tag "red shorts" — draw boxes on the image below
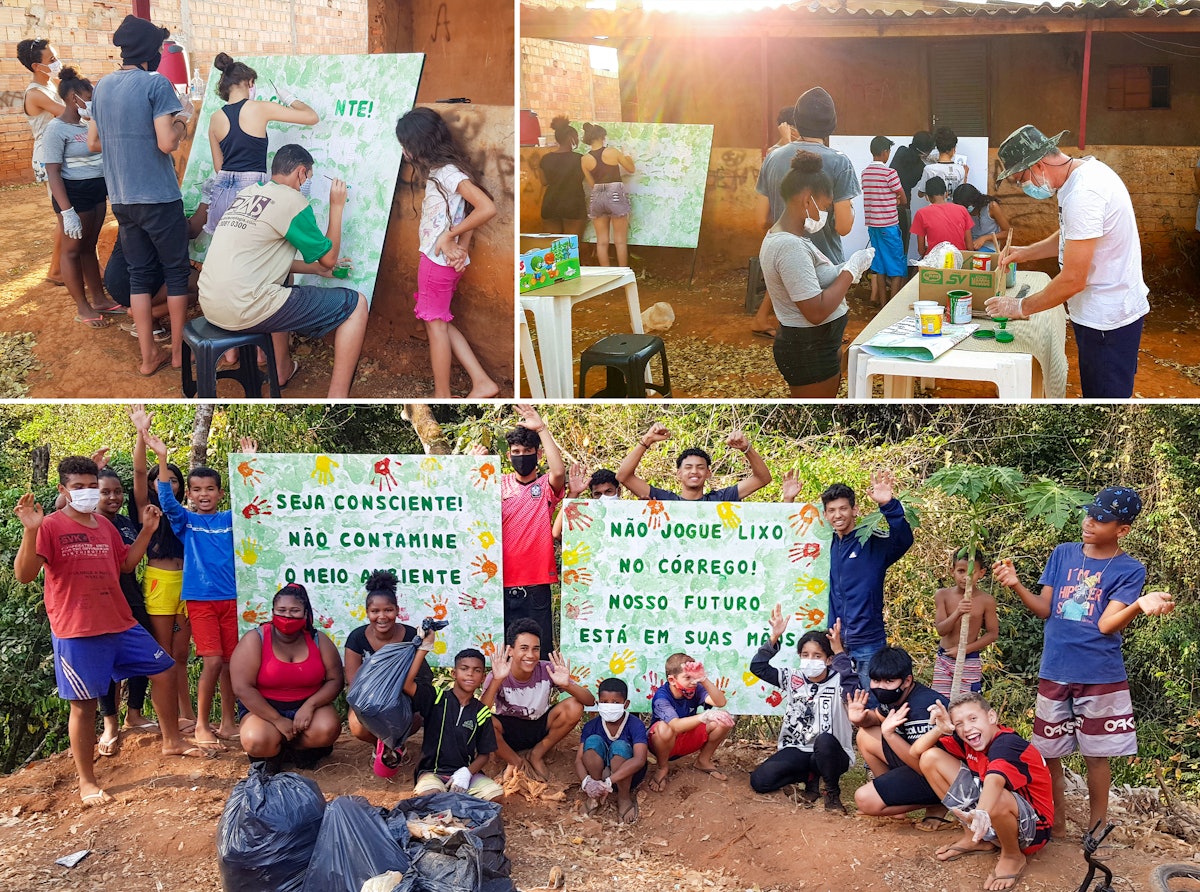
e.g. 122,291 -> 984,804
650,721 -> 709,758
187,599 -> 238,660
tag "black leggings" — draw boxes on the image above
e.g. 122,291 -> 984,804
749,732 -> 849,793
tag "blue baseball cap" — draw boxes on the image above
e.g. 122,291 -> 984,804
1084,487 -> 1142,524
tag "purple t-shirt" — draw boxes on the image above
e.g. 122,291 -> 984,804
485,660 -> 555,720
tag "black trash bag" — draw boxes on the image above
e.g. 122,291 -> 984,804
346,641 -> 418,751
216,768 -> 325,892
301,796 -> 414,892
386,792 -> 511,882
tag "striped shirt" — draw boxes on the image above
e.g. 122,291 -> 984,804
861,161 -> 901,228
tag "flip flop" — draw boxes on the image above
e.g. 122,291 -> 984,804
619,799 -> 639,824
936,843 -> 998,862
983,867 -> 1026,891
74,314 -> 110,328
192,734 -> 225,750
646,774 -> 668,793
373,738 -> 400,778
177,719 -> 197,735
139,353 -> 172,377
751,328 -> 776,340
694,765 -> 728,782
80,790 -> 113,807
122,719 -> 158,733
916,814 -> 958,832
215,729 -> 241,741
175,745 -> 218,759
279,359 -> 300,390
94,304 -> 127,315
97,734 -> 121,757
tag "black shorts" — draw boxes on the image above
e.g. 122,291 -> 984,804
236,696 -> 308,722
248,285 -> 360,340
873,763 -> 941,808
112,200 -> 191,296
773,314 -> 848,386
51,176 -> 108,215
498,711 -> 550,752
104,239 -> 164,308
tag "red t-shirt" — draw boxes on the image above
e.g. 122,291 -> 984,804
500,472 -> 562,587
938,726 -> 1055,841
911,202 -> 974,251
35,510 -> 134,639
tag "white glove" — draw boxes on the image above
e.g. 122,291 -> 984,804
61,207 -> 83,240
174,97 -> 194,123
968,809 -> 993,843
275,83 -> 298,107
449,767 -> 472,793
983,294 -> 1027,320
581,776 -> 612,798
702,708 -> 736,729
841,247 -> 875,284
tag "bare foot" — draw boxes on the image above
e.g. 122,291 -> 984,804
138,349 -> 172,377
528,751 -> 550,781
163,744 -> 217,758
215,723 -> 240,741
984,853 -> 1027,890
647,769 -> 669,793
467,380 -> 500,399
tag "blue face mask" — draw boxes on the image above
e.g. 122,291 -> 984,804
1020,167 -> 1056,201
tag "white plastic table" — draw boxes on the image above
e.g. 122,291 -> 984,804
519,266 -> 643,399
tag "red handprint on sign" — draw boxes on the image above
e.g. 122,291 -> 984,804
564,502 -> 592,531
643,670 -> 663,700
372,457 -> 399,492
241,496 -> 272,521
457,592 -> 487,610
788,541 -> 822,563
564,600 -> 593,621
766,690 -> 783,707
642,499 -> 669,530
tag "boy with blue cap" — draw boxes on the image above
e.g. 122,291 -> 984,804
992,486 -> 1174,836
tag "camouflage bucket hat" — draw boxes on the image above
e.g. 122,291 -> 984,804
995,125 -> 1069,185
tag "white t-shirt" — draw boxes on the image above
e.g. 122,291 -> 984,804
419,164 -> 469,268
758,230 -> 848,329
1056,157 -> 1149,331
917,159 -> 967,198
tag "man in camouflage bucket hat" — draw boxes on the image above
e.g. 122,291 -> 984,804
986,125 -> 1149,399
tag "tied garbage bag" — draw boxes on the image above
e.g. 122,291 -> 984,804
346,641 -> 418,751
386,792 -> 513,891
302,797 -> 413,892
217,768 -> 325,892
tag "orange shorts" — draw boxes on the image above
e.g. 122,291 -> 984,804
650,721 -> 709,758
187,599 -> 238,661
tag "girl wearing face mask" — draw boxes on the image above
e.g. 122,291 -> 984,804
749,606 -> 860,811
43,67 -> 124,328
17,38 -> 66,284
229,583 -> 345,771
205,53 -> 318,235
344,569 -> 434,776
758,150 -> 873,398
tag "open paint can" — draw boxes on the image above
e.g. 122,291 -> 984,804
913,300 -> 943,337
947,290 -> 973,325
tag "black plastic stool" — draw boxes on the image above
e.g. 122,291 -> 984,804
181,317 -> 282,398
578,333 -> 671,398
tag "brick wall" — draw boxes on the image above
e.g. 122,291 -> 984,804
1,0 -> 367,185
520,38 -> 621,135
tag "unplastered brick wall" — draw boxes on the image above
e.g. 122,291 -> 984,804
521,38 -> 620,135
1,0 -> 366,186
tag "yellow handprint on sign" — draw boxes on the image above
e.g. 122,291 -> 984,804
419,456 -> 443,487
470,520 -> 496,550
716,502 -> 741,531
348,604 -> 367,622
609,648 -> 637,675
561,542 -> 591,567
311,455 -> 339,485
235,537 -> 260,565
742,670 -> 760,688
432,640 -> 447,656
793,574 -> 828,595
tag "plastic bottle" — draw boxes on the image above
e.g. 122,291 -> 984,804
189,68 -> 204,101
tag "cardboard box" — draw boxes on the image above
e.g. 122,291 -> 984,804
917,253 -> 1004,306
519,233 -> 581,293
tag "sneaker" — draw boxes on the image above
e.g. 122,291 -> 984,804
824,790 -> 846,813
119,320 -> 170,342
798,782 -> 820,804
372,738 -> 400,778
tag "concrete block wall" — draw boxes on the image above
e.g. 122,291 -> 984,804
1,0 -> 367,185
520,38 -> 620,135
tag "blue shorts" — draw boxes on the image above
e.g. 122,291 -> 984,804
1072,316 -> 1144,399
250,285 -> 360,340
52,625 -> 174,701
583,733 -> 646,790
867,225 -> 908,277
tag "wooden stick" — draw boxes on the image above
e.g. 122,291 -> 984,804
991,232 -> 1001,254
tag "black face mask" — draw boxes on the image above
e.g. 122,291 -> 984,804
871,683 -> 906,706
510,453 -> 538,477
144,53 -> 161,72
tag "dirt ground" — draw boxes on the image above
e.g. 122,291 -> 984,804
528,247 -> 1200,400
0,724 -> 1196,892
0,183 -> 513,400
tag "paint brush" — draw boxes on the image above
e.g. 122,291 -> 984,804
991,232 -> 1001,254
323,175 -> 351,190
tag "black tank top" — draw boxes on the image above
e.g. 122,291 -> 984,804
589,147 -> 623,185
217,100 -> 269,173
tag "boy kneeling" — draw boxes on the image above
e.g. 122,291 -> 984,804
576,677 -> 648,823
913,694 -> 1054,892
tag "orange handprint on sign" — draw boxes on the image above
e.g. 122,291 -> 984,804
564,502 -> 593,531
472,462 -> 496,490
799,607 -> 826,629
470,553 -> 498,582
424,593 -> 449,620
236,458 -> 262,487
642,499 -> 669,530
789,503 -> 821,536
562,567 -> 593,587
475,632 -> 497,658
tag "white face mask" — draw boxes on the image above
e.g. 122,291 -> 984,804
597,703 -> 627,722
68,488 -> 101,513
803,197 -> 828,235
298,174 -> 312,198
799,658 -> 828,679
598,493 -> 619,501
46,59 -> 64,78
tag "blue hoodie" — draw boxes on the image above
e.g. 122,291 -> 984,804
158,480 -> 236,601
827,498 -> 913,650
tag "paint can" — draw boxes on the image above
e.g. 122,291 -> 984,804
971,254 -> 989,271
913,300 -> 943,337
947,290 -> 973,325
1006,262 -> 1018,288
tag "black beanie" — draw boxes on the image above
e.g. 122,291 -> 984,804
793,87 -> 837,138
113,15 -> 168,65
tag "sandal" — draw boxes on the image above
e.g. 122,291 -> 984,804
694,765 -> 728,782
751,328 -> 776,340
81,790 -> 113,807
619,799 -> 639,824
97,734 -> 121,757
74,314 -> 110,329
646,773 -> 668,793
916,814 -> 958,832
936,843 -> 998,862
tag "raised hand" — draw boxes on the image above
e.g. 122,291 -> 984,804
880,701 -> 910,736
846,688 -> 870,725
468,444 -> 489,457
928,700 -> 954,735
991,559 -> 1019,589
683,660 -> 708,685
14,493 -> 44,531
642,422 -> 671,445
491,645 -> 514,682
514,404 -> 547,434
826,618 -> 844,654
867,469 -> 897,506
239,436 -> 259,455
144,430 -> 168,459
1137,591 -> 1175,616
140,503 -> 162,533
90,447 -> 110,471
128,403 -> 152,434
780,469 -> 801,503
567,462 -> 589,498
547,651 -> 572,687
726,429 -> 749,453
768,603 -> 790,642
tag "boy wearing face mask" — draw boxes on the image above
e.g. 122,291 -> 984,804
748,608 -> 859,812
848,646 -> 951,830
646,653 -> 735,791
13,456 -> 187,807
576,677 -> 648,824
498,404 -> 566,649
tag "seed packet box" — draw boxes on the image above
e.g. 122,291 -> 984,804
918,253 -> 1003,308
519,233 -> 581,293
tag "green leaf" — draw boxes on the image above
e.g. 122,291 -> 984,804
924,465 -> 1024,503
1018,480 -> 1093,531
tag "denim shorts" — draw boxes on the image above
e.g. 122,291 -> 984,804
589,182 -> 630,219
250,285 -> 360,339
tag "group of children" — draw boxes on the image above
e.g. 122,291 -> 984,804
15,405 -> 1177,892
18,23 -> 498,397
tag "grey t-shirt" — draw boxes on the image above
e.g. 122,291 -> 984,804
759,230 -> 848,329
755,141 -> 860,263
42,118 -> 104,180
92,68 -> 182,205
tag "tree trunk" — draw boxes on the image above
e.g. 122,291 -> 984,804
950,546 -> 976,699
402,404 -> 452,455
190,404 -> 215,469
30,445 -> 49,486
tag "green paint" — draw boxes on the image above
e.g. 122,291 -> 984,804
228,452 -> 502,666
560,500 -> 831,715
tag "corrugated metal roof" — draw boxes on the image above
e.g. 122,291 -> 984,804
800,0 -> 1200,17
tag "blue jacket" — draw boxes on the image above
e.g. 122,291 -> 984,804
158,480 -> 236,601
827,498 -> 913,650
